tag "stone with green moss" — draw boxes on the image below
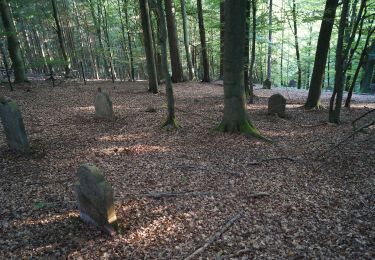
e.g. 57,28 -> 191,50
0,96 -> 30,154
75,163 -> 117,235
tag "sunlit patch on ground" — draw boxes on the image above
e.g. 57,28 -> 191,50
91,144 -> 170,156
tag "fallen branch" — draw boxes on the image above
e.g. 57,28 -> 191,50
247,192 -> 270,198
319,120 -> 375,158
117,191 -> 212,200
352,109 -> 375,129
247,157 -> 296,165
184,210 -> 243,260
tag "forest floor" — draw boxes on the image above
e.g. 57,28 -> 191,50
0,80 -> 374,259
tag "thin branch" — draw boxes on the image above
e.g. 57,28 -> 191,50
184,211 -> 244,260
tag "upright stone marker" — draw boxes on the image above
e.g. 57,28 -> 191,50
94,88 -> 114,120
0,96 -> 30,154
263,78 -> 272,89
268,93 -> 287,118
288,79 -> 297,88
75,163 -> 117,235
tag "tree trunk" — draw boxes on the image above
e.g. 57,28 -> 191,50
360,40 -> 375,93
267,0 -> 272,81
219,0 -> 224,80
244,0 -> 250,97
157,0 -> 179,128
305,0 -> 338,108
345,29 -> 374,107
217,0 -> 266,141
197,0 -> 210,82
164,0 -> 184,82
292,0 -> 301,89
329,0 -> 349,123
248,0 -> 257,104
0,0 -> 27,83
139,0 -> 158,93
51,0 -> 71,77
180,0 -> 193,80
124,0 -> 135,81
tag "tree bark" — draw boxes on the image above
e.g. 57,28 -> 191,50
197,0 -> 210,82
51,0 -> 71,77
156,0 -> 179,128
180,0 -> 194,80
0,0 -> 27,82
124,0 -> 135,81
244,0 -> 250,97
360,40 -> 375,93
139,0 -> 158,93
217,0 -> 266,141
267,0 -> 272,81
329,0 -> 349,123
164,0 -> 184,82
305,0 -> 339,108
345,28 -> 374,107
248,0 -> 257,104
219,0 -> 224,80
291,0 -> 302,89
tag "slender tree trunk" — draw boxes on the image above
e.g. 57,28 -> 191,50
267,0 -> 272,80
305,0 -> 338,108
329,0 -> 349,123
217,0 -> 266,141
345,28 -> 374,107
180,0 -> 194,80
103,3 -> 116,83
280,0 -> 284,86
197,0 -> 210,82
51,0 -> 71,77
360,40 -> 375,93
0,0 -> 27,82
139,0 -> 158,93
219,0 -> 224,80
157,0 -> 179,128
291,0 -> 301,89
249,0 -> 257,104
164,0 -> 184,82
124,0 -> 135,81
244,0 -> 250,97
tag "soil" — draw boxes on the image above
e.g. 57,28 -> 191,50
0,80 -> 374,259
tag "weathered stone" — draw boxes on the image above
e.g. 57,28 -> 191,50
263,79 -> 272,89
288,79 -> 297,88
145,106 -> 156,113
0,96 -> 30,154
94,88 -> 114,120
75,163 -> 117,235
268,93 -> 286,118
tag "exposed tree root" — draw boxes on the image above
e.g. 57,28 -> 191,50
216,119 -> 271,142
162,117 -> 181,130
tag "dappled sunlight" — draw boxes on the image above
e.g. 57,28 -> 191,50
71,106 -> 95,112
98,133 -> 151,142
124,214 -> 184,246
10,211 -> 79,229
91,144 -> 170,156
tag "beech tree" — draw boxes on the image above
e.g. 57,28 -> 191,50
0,0 -> 27,83
217,0 -> 266,140
139,0 -> 158,93
305,0 -> 339,109
197,0 -> 210,82
156,0 -> 179,129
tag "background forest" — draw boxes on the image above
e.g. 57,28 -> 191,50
1,0 -> 374,94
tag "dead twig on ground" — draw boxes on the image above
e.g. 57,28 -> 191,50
318,120 -> 375,159
184,210 -> 243,260
117,191 -> 213,200
247,157 -> 297,165
352,109 -> 375,129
